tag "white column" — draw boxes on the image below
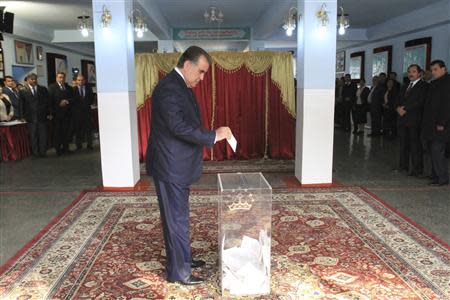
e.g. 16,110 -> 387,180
92,0 -> 140,187
295,0 -> 337,185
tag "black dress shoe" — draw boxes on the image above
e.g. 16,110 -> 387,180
168,275 -> 205,285
191,260 -> 206,268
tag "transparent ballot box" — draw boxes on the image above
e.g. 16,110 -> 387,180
217,172 -> 272,297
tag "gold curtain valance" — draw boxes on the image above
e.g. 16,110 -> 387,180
135,51 -> 295,117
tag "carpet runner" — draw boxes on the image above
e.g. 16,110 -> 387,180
1,188 -> 449,299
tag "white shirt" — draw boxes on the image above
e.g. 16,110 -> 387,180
174,67 -> 218,143
409,78 -> 421,88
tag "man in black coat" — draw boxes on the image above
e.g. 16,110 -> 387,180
48,72 -> 74,155
146,46 -> 231,285
19,73 -> 51,157
72,74 -> 94,150
422,60 -> 450,186
368,76 -> 387,136
341,74 -> 357,132
396,64 -> 428,176
3,75 -> 22,119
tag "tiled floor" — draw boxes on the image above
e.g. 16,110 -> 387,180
1,129 -> 449,266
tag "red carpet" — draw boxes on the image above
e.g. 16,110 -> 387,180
1,188 -> 449,299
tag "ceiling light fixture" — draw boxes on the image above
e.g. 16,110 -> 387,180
337,6 -> 350,35
282,7 -> 298,37
100,5 -> 112,28
77,13 -> 91,37
204,6 -> 224,23
129,8 -> 148,38
316,3 -> 329,27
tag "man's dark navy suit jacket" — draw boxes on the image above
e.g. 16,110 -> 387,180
146,69 -> 216,185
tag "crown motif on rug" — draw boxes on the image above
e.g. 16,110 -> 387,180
228,193 -> 255,211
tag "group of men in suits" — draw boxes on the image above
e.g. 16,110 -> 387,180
395,60 -> 450,186
4,72 -> 95,157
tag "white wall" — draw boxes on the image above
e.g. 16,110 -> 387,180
2,34 -> 95,86
342,23 -> 450,82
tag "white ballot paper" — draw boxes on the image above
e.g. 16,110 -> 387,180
227,135 -> 237,152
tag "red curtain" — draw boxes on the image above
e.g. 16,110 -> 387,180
137,66 -> 295,162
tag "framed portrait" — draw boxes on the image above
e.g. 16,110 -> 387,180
336,50 -> 345,73
350,51 -> 365,81
372,46 -> 392,77
403,37 -> 432,74
81,60 -> 96,85
14,40 -> 34,65
36,46 -> 43,61
46,53 -> 67,85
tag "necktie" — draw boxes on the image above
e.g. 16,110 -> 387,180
405,82 -> 414,95
31,86 -> 36,96
60,83 -> 65,91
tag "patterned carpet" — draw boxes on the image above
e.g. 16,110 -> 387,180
1,188 -> 449,299
140,159 -> 295,174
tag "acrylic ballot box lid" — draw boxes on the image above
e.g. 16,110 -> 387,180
217,172 -> 272,296
218,172 -> 272,193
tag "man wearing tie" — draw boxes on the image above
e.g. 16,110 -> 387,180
146,46 -> 232,285
396,64 -> 428,176
19,73 -> 51,157
48,72 -> 74,156
422,60 -> 450,186
72,75 -> 94,150
3,75 -> 22,119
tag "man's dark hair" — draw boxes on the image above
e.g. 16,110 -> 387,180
407,64 -> 422,73
4,75 -> 14,81
176,46 -> 212,68
389,72 -> 397,76
430,59 -> 446,69
344,73 -> 351,78
26,73 -> 37,80
379,72 -> 387,77
56,71 -> 66,77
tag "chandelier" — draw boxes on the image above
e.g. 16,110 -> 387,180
77,13 -> 92,37
337,6 -> 350,35
129,8 -> 148,38
204,6 -> 224,23
282,7 -> 298,37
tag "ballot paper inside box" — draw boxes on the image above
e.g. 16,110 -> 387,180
217,172 -> 272,297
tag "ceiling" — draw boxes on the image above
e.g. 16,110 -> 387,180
2,0 -> 444,33
338,0 -> 444,28
154,0 -> 275,29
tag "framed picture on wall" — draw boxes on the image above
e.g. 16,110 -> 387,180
403,37 -> 432,75
46,53 -> 67,85
350,51 -> 365,81
14,40 -> 34,65
81,60 -> 96,85
36,46 -> 43,61
372,46 -> 392,77
336,50 -> 345,73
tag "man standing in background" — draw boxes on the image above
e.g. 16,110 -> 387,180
48,72 -> 74,156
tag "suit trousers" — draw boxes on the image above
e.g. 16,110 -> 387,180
75,112 -> 93,148
28,122 -> 47,156
398,126 -> 423,174
153,178 -> 192,281
430,139 -> 449,184
370,110 -> 382,134
54,117 -> 71,153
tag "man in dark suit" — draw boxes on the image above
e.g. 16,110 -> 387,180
48,72 -> 74,155
72,74 -> 94,150
3,75 -> 22,119
341,74 -> 357,132
396,64 -> 428,176
368,76 -> 387,136
19,73 -> 51,157
146,46 -> 232,285
422,60 -> 450,186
